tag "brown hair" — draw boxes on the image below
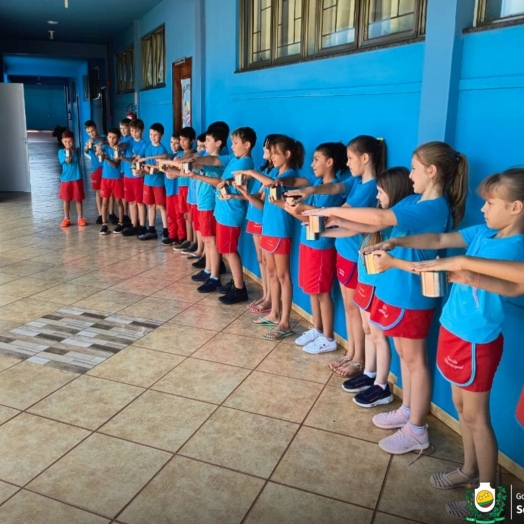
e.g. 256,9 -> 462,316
271,135 -> 305,169
478,168 -> 524,203
413,141 -> 468,228
348,135 -> 387,176
364,167 -> 414,248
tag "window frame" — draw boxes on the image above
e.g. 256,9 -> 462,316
476,0 -> 524,26
239,0 -> 427,71
115,46 -> 134,94
141,25 -> 166,90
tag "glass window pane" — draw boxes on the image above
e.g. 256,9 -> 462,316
485,0 -> 524,20
251,0 -> 271,63
277,0 -> 302,58
321,0 -> 356,49
367,0 -> 416,39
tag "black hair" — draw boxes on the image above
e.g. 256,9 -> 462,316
232,127 -> 257,149
107,127 -> 121,138
150,123 -> 164,135
129,119 -> 144,131
260,134 -> 281,172
197,133 -> 206,143
348,135 -> 387,175
120,118 -> 131,126
179,126 -> 196,141
171,132 -> 180,139
207,121 -> 230,135
271,135 -> 305,169
315,142 -> 349,175
84,120 -> 97,128
206,127 -> 228,146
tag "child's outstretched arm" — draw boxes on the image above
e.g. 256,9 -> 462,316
286,181 -> 347,198
233,169 -> 273,187
362,231 -> 466,254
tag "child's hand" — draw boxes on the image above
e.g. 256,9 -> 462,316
325,216 -> 339,228
411,256 -> 465,273
217,180 -> 228,191
371,250 -> 394,272
287,187 -> 313,199
165,168 -> 178,179
232,181 -> 248,195
448,269 -> 476,286
362,239 -> 397,255
301,207 -> 332,217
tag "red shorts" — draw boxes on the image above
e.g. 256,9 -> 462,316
124,177 -> 144,204
90,167 -> 102,190
59,180 -> 85,202
190,204 -> 199,231
246,221 -> 262,235
260,235 -> 292,255
353,282 -> 375,312
178,186 -> 189,214
370,297 -> 434,340
100,178 -> 124,200
143,185 -> 166,206
299,245 -> 336,294
336,254 -> 358,289
198,210 -> 216,237
517,387 -> 524,429
437,326 -> 503,392
216,223 -> 241,254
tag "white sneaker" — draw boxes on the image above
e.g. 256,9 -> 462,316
302,336 -> 337,354
295,327 -> 322,347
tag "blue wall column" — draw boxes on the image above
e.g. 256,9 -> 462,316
417,0 -> 475,144
193,0 -> 205,131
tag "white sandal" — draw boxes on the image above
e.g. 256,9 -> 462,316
445,500 -> 472,520
430,469 -> 479,490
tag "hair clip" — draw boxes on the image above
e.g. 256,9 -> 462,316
455,152 -> 461,161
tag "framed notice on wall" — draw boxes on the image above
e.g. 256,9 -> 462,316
181,77 -> 191,127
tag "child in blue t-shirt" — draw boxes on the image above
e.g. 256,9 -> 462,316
83,120 -> 105,223
305,141 -> 469,457
407,169 -> 524,520
58,130 -> 86,228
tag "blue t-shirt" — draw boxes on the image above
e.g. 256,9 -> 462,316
213,155 -> 254,227
246,167 -> 276,225
178,150 -> 192,188
101,145 -> 122,180
120,140 -> 135,178
335,178 -> 378,261
197,164 -> 224,211
262,168 -> 302,238
164,153 -> 178,197
376,194 -> 451,310
143,143 -> 168,188
440,225 -> 524,343
58,149 -> 82,182
301,177 -> 348,250
85,135 -> 105,170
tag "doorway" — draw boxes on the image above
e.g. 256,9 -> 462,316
172,57 -> 192,133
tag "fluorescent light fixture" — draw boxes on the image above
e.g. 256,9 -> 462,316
47,20 -> 59,25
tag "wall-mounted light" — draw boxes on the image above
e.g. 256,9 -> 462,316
49,30 -> 55,40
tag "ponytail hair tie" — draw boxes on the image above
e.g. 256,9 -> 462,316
455,152 -> 461,162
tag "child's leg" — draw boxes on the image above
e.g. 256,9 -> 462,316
129,201 -> 138,227
116,199 -> 124,223
317,292 -> 334,340
138,203 -> 146,227
225,251 -> 244,288
109,195 -> 115,215
75,200 -> 83,218
262,252 -> 281,323
185,212 -> 194,242
310,295 -> 322,333
204,237 -> 220,277
274,253 -> 292,332
101,198 -> 109,222
196,231 -> 204,256
157,205 -> 167,228
396,337 -> 431,426
339,284 -> 365,365
166,197 -> 177,239
147,205 -> 156,227
367,313 -> 390,384
95,190 -> 102,216
253,234 -> 270,306
63,200 -> 70,218
360,310 -> 377,374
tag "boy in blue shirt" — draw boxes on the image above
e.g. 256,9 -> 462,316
83,120 -> 105,223
58,130 -> 86,227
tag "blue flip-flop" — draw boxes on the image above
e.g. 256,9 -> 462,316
263,328 -> 294,341
252,317 -> 277,326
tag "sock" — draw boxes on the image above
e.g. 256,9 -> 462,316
210,276 -> 218,280
374,382 -> 388,390
203,270 -> 211,275
78,215 -> 83,218
401,404 -> 411,418
326,337 -> 335,342
64,216 -> 69,219
408,421 -> 427,435
364,370 -> 377,379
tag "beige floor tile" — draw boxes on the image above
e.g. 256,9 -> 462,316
244,482 -> 373,524
0,273 -> 21,285
170,303 -> 241,331
0,320 -> 21,333
0,361 -> 77,410
0,481 -> 18,505
0,255 -> 24,269
152,358 -> 250,404
118,455 -> 263,524
87,346 -> 184,388
0,406 -> 20,425
256,343 -> 335,384
131,323 -> 218,356
426,414 -> 465,464
31,283 -> 100,305
3,246 -> 54,259
222,312 -> 283,340
180,407 -> 298,478
0,276 -> 61,298
152,282 -> 209,302
138,266 -> 187,282
373,513 -> 422,524
305,386 -> 401,442
0,295 -> 21,307
0,491 -> 109,524
68,272 -> 128,290
108,276 -> 170,296
100,262 -> 153,277
28,375 -> 144,430
224,371 -> 323,423
272,426 -> 390,507
99,390 -> 216,452
73,290 -> 145,314
120,296 -> 192,322
0,260 -> 55,277
192,332 -> 277,368
27,433 -> 171,518
0,355 -> 20,372
0,298 -> 60,323
29,266 -> 94,283
0,413 -> 89,485
378,454 -> 467,523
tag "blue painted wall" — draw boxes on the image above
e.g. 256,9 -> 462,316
24,84 -> 67,130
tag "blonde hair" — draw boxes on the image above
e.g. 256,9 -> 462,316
478,168 -> 524,203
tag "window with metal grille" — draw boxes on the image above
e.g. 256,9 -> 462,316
116,47 -> 134,94
141,26 -> 165,89
477,0 -> 524,24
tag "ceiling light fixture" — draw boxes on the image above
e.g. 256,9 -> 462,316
65,0 -> 69,8
47,20 -> 59,25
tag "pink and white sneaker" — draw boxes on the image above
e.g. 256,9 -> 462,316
372,407 -> 409,429
378,423 -> 430,455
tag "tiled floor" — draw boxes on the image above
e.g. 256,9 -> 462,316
0,133 -> 520,523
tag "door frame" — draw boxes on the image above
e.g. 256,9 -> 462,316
172,57 -> 192,133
